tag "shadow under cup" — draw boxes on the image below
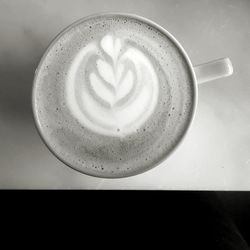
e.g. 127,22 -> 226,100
32,13 -> 197,178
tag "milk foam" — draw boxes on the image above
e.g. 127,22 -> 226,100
34,14 -> 194,178
66,34 -> 159,136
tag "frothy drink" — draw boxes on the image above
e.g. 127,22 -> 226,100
33,14 -> 195,177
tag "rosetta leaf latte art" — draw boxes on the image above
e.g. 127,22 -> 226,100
67,33 -> 159,136
90,35 -> 135,106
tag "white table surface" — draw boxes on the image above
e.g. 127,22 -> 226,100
0,0 -> 249,189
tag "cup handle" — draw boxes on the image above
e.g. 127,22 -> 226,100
193,57 -> 233,84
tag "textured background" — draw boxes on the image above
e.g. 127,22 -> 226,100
0,0 -> 250,189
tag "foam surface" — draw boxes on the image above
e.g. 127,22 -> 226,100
33,14 -> 195,177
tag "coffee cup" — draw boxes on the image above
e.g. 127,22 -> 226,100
32,13 -> 233,178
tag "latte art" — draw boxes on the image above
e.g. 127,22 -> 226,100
66,35 -> 159,136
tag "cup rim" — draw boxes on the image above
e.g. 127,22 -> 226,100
32,12 -> 198,179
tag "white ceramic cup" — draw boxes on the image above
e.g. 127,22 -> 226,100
32,13 -> 233,178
